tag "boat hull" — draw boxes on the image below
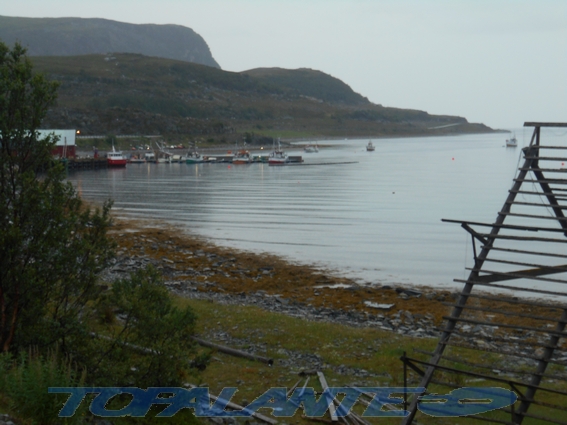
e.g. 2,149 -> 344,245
107,159 -> 127,167
268,159 -> 288,165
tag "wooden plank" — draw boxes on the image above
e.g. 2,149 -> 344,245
192,336 -> 273,365
477,233 -> 567,243
187,384 -> 278,425
522,157 -> 567,162
468,265 -> 567,284
453,278 -> 567,298
317,371 -> 338,422
510,189 -> 567,199
509,200 -> 567,209
442,218 -> 565,233
483,245 -> 567,259
499,211 -> 567,221
524,122 -> 567,127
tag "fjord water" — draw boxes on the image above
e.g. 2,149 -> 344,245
68,129 -> 565,290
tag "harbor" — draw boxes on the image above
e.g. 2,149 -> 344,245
65,130 -> 539,288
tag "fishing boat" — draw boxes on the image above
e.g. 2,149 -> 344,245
128,154 -> 146,164
144,152 -> 156,163
186,151 -> 203,163
157,156 -> 172,164
155,141 -> 173,163
366,141 -> 375,151
269,139 -> 289,165
304,143 -> 319,153
107,146 -> 127,167
232,149 -> 252,164
506,134 -> 517,147
186,142 -> 204,163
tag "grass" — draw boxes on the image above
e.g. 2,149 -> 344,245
174,296 -> 552,425
102,219 -> 567,424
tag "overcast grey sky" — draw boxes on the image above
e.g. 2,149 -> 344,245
2,0 -> 566,129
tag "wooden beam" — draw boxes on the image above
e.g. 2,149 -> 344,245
524,122 -> 567,127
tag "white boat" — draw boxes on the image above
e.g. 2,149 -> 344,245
107,146 -> 127,167
157,156 -> 171,164
128,154 -> 146,164
366,141 -> 375,151
304,143 -> 319,153
506,134 -> 517,147
232,149 -> 252,164
144,152 -> 156,163
155,141 -> 173,162
186,142 -> 204,163
268,139 -> 289,165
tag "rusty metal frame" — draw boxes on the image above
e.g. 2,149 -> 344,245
401,123 -> 567,424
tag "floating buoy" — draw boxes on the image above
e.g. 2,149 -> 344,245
452,157 -> 455,161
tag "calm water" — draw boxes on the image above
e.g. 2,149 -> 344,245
68,128 -> 567,290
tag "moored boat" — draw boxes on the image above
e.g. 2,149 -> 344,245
186,151 -> 203,163
107,146 -> 127,167
304,143 -> 319,153
128,154 -> 146,164
366,141 -> 375,151
269,139 -> 289,165
506,134 -> 518,147
232,149 -> 252,164
144,152 -> 156,163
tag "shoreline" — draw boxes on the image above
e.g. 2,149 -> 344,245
75,129 -> 505,156
106,218 -> 555,336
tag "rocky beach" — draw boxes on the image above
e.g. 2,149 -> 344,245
105,219 -> 561,370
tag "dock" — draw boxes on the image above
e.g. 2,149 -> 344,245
62,158 -> 108,171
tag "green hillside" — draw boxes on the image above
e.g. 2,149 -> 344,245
30,53 -> 492,143
242,67 -> 369,104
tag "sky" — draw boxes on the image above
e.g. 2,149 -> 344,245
1,0 -> 566,130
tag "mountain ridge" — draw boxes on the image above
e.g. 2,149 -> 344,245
0,15 -> 220,68
29,53 -> 492,141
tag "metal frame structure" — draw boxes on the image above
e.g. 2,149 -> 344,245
401,123 -> 567,424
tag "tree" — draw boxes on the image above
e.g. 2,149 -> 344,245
0,41 -> 114,353
0,43 -> 204,391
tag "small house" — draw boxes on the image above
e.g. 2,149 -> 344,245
39,129 -> 77,159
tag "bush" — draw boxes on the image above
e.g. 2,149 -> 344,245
81,266 -> 202,387
0,350 -> 86,425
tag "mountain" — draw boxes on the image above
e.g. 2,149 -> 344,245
0,15 -> 220,68
242,67 -> 370,105
28,53 -> 491,141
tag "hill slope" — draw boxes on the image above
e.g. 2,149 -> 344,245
0,15 -> 220,68
242,67 -> 370,105
29,53 -> 492,141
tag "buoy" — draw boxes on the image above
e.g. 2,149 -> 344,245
452,157 -> 455,161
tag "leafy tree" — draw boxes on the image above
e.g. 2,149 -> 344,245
0,43 -> 204,391
0,41 -> 114,353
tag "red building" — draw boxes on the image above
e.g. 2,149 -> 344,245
39,129 -> 77,159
